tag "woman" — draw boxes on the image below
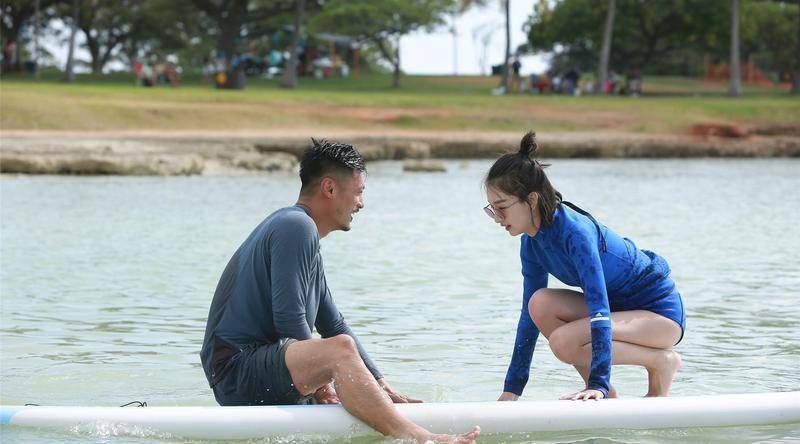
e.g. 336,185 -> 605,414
485,132 -> 685,401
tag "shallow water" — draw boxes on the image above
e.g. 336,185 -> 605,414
1,159 -> 799,443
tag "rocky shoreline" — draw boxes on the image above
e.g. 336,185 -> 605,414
1,129 -> 798,175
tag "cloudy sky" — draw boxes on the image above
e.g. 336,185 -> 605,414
401,0 -> 548,75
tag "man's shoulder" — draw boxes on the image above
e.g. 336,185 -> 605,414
266,206 -> 318,239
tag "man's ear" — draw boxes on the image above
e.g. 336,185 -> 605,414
320,177 -> 335,198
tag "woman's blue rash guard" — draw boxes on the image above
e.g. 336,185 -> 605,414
504,201 -> 684,398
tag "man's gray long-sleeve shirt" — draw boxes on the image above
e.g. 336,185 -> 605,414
200,205 -> 382,387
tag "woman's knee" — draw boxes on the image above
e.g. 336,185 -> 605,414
548,327 -> 578,364
529,289 -> 558,332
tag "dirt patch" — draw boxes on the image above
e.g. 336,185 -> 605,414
690,123 -> 749,138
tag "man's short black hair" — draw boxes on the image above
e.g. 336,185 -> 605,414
299,138 -> 366,193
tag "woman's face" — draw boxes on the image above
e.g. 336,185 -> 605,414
485,186 -> 538,237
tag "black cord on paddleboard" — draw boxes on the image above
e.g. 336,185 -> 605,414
22,401 -> 146,407
120,401 -> 147,407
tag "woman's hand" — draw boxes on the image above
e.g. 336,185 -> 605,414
560,389 -> 605,401
378,378 -> 423,403
498,392 -> 519,401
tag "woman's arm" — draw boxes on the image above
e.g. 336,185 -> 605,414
567,230 -> 613,398
502,239 -> 548,398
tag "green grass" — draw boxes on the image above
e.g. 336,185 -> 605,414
1,70 -> 797,134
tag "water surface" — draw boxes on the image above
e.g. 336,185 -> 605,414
2,159 -> 799,442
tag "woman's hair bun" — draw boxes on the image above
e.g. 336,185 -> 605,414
518,131 -> 538,159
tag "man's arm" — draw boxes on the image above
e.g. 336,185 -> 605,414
270,216 -> 315,340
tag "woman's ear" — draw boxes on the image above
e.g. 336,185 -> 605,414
528,191 -> 538,207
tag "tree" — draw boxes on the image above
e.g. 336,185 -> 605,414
62,0 -> 80,82
191,0 -> 296,59
596,0 -> 615,93
1,0 -> 63,73
280,0 -> 304,89
310,0 -> 455,87
71,0 -> 142,73
499,0 -> 510,90
527,0 -> 721,74
794,3 -> 800,94
728,0 -> 742,96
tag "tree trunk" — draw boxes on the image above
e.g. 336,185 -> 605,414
728,0 -> 742,97
62,0 -> 80,83
281,0 -> 304,89
34,0 -> 41,81
451,11 -> 458,76
597,0 -> 615,94
793,5 -> 800,95
392,39 -> 401,88
217,20 -> 238,60
499,0 -> 511,91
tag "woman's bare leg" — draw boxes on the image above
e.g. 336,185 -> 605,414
530,289 -> 682,396
529,289 -> 618,397
548,310 -> 682,396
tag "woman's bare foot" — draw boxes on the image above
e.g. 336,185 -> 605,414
417,426 -> 481,443
645,351 -> 681,397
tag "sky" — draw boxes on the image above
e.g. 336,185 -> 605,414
36,0 -> 548,76
401,0 -> 548,75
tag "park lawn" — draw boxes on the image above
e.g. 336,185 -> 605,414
1,71 -> 797,135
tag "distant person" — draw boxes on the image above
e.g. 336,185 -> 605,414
563,69 -> 580,95
604,71 -> 621,94
626,69 -> 642,97
511,57 -> 522,93
484,132 -> 685,402
200,139 -> 480,444
202,56 -> 215,84
166,55 -> 181,86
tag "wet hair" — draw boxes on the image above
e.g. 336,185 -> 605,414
299,138 -> 366,195
484,131 -> 562,226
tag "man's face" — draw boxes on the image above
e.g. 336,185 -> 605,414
331,170 -> 365,232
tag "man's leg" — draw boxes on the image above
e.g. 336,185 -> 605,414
548,310 -> 682,396
284,334 -> 480,443
529,289 -> 618,397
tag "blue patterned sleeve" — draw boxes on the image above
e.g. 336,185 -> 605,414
503,237 -> 548,396
566,230 -> 612,397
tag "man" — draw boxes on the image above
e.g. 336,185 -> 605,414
200,139 -> 480,443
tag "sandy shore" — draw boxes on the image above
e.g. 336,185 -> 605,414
1,129 -> 798,175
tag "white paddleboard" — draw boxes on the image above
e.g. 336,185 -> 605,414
2,392 -> 799,440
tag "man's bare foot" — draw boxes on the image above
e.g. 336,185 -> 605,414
418,426 -> 481,443
645,351 -> 681,397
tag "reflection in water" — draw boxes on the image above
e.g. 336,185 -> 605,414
1,159 -> 799,443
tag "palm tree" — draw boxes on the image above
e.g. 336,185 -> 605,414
793,1 -> 800,94
728,0 -> 742,97
597,0 -> 615,94
499,0 -> 510,91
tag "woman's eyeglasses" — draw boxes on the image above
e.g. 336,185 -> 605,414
483,201 -> 520,220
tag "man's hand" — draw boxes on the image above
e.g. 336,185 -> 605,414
378,378 -> 422,403
498,391 -> 519,401
314,383 -> 340,404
